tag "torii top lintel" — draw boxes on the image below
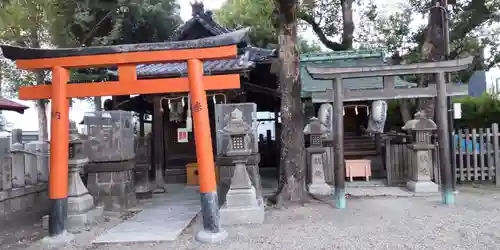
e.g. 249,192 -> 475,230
0,28 -> 251,100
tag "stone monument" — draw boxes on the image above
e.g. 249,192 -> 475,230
402,111 -> 439,193
304,118 -> 332,196
219,108 -> 265,225
84,111 -> 137,212
43,121 -> 103,233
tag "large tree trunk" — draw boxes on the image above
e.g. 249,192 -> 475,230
94,96 -> 102,111
30,24 -> 49,141
35,99 -> 48,141
417,0 -> 446,119
274,0 -> 307,206
299,0 -> 354,51
399,100 -> 413,123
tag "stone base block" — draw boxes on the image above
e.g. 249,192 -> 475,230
406,181 -> 439,193
86,162 -> 137,212
220,202 -> 265,225
43,206 -> 104,233
225,187 -> 258,207
195,229 -> 228,244
67,194 -> 94,214
308,183 -> 332,196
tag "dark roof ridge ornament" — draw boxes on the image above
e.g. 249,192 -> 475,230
191,0 -> 205,17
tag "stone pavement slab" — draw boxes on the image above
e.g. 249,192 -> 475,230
92,186 -> 200,244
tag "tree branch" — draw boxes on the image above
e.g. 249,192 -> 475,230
449,0 -> 493,42
298,11 -> 347,51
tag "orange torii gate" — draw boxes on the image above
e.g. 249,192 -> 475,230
1,28 -> 251,243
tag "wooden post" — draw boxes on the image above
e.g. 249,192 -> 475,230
139,110 -> 145,138
162,102 -> 170,183
492,123 -> 500,186
153,96 -> 166,193
385,138 -> 392,185
188,59 -> 227,242
479,128 -> 485,181
333,77 -> 345,209
472,129 -> 478,179
435,72 -> 455,204
487,127 -> 493,181
458,129 -> 464,182
48,66 -> 70,236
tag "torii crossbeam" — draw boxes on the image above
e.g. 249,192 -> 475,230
0,28 -> 252,243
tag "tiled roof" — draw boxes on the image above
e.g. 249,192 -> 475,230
136,56 -> 254,78
0,97 -> 29,114
170,11 -> 233,41
301,50 -> 417,97
113,47 -> 275,78
129,5 -> 276,78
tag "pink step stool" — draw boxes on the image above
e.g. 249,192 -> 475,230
345,159 -> 371,182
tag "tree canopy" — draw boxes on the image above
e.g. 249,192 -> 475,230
215,0 -> 322,52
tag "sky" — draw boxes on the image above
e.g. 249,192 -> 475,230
3,0 -> 499,137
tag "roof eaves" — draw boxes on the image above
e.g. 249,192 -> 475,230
300,49 -> 385,62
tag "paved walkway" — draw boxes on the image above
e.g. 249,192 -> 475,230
92,186 -> 200,244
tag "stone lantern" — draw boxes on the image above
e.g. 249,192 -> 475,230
304,117 -> 332,196
219,108 -> 264,225
402,112 -> 439,193
221,108 -> 253,157
44,121 -> 103,233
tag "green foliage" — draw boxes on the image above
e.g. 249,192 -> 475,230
49,0 -> 182,48
385,93 -> 500,131
0,0 -> 54,100
454,93 -> 500,129
48,0 -> 182,96
298,37 -> 322,53
215,0 -> 276,48
215,0 -> 321,52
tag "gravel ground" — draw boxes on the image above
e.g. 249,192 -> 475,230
15,186 -> 500,250
92,187 -> 500,250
